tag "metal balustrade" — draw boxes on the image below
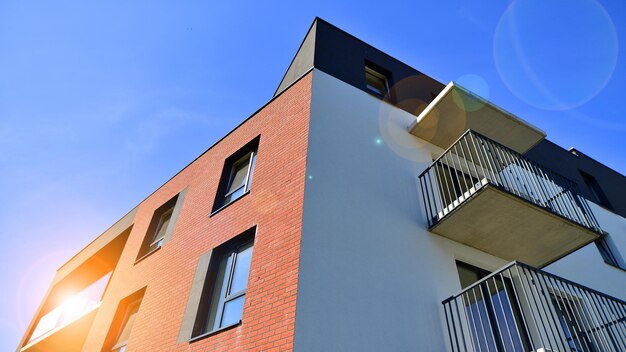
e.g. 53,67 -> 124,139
418,130 -> 602,233
443,261 -> 626,352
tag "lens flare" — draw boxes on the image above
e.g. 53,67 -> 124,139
494,0 -> 618,111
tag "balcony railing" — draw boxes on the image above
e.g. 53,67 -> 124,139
418,130 -> 601,233
27,272 -> 111,344
443,262 -> 626,352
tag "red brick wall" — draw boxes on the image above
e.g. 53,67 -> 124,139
81,72 -> 312,351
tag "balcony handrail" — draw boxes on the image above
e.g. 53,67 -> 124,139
443,261 -> 626,306
419,129 -> 579,189
442,261 -> 626,352
418,129 -> 602,233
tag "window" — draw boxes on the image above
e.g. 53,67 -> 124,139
595,236 -> 624,269
103,288 -> 145,352
212,137 -> 259,212
455,261 -> 530,351
136,190 -> 186,260
111,298 -> 141,352
365,64 -> 390,97
149,207 -> 172,252
192,228 -> 255,337
580,171 -> 612,210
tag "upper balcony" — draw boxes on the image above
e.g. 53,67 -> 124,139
409,82 -> 547,154
442,261 -> 626,352
418,130 -> 603,267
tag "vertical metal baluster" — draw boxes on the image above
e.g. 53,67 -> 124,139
516,155 -> 550,208
492,276 -> 515,351
514,264 -> 548,349
419,176 -> 431,227
569,284 -> 608,351
522,266 -> 556,351
533,270 -> 570,351
499,272 -> 526,351
504,267 -> 536,350
526,267 -> 565,351
463,293 -> 483,352
604,297 -> 626,349
463,134 -> 481,188
483,279 -> 509,352
444,153 -> 458,205
427,171 -> 442,222
562,280 -> 602,351
458,137 -> 475,197
471,287 -> 491,352
476,135 -> 503,188
454,294 -> 469,352
549,276 -> 584,350
484,139 -> 515,195
444,302 -> 459,352
470,133 -> 496,184
577,286 -> 612,351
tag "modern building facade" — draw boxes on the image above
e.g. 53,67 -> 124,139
17,18 -> 626,352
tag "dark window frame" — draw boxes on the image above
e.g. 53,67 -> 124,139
455,261 -> 532,351
595,236 -> 625,270
136,191 -> 185,262
212,137 -> 260,214
364,60 -> 391,99
579,170 -> 613,210
192,226 -> 256,339
103,287 -> 146,352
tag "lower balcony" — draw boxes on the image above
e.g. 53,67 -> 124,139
418,130 -> 603,267
21,272 -> 111,352
443,261 -> 626,352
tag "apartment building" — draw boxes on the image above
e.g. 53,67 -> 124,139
17,18 -> 626,352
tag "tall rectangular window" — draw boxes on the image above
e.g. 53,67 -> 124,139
193,227 -> 255,337
224,151 -> 256,205
212,137 -> 259,212
111,298 -> 141,352
103,288 -> 145,352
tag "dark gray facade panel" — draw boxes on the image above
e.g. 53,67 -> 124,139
275,22 -> 317,96
177,249 -> 213,343
313,19 -> 445,116
274,18 -> 445,116
525,139 -> 626,218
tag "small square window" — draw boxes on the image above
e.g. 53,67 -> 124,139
212,137 -> 259,212
365,65 -> 390,98
192,227 -> 255,337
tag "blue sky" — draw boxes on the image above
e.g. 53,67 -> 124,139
1,0 -> 625,349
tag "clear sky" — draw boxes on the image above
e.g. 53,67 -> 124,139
1,0 -> 625,349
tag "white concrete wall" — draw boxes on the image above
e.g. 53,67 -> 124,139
293,70 -> 512,352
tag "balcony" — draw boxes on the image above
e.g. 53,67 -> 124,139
409,82 -> 546,154
21,272 -> 111,352
442,261 -> 626,352
418,130 -> 603,267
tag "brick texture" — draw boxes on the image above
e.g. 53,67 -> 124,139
80,72 -> 312,351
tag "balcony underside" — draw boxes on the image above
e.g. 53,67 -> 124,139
409,82 -> 546,153
431,184 -> 601,267
21,304 -> 99,352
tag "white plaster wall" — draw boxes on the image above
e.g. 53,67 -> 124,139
293,70 -> 512,352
